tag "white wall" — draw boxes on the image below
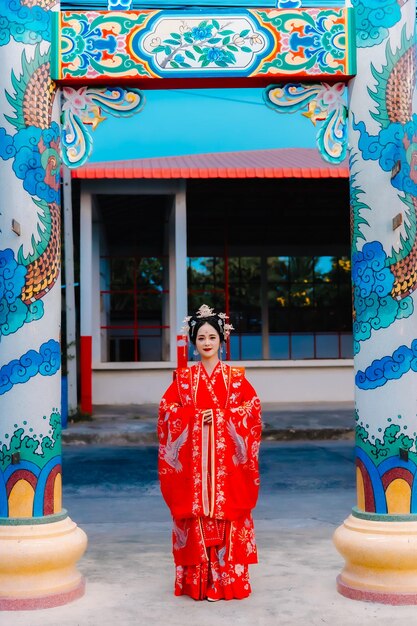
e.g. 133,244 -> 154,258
92,360 -> 354,404
245,361 -> 354,402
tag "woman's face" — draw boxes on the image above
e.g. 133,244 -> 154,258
195,322 -> 221,360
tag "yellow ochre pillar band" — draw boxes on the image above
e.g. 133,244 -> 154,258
0,513 -> 87,611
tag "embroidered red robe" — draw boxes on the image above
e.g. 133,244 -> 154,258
158,361 -> 262,600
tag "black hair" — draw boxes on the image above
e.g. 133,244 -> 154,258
188,315 -> 225,345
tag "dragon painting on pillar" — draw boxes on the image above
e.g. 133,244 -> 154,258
348,0 -> 417,516
0,0 -> 64,517
0,0 -> 145,517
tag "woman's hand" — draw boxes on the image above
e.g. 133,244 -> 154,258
202,409 -> 213,424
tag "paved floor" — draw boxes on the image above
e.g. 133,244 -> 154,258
63,402 -> 356,444
8,442 -> 417,625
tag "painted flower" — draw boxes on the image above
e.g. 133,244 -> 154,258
206,48 -> 224,63
150,37 -> 161,48
61,87 -> 94,115
174,54 -> 185,63
249,34 -> 263,45
232,34 -> 245,47
319,83 -> 345,111
191,25 -> 213,40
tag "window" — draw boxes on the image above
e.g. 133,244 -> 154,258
187,255 -> 352,360
96,193 -> 171,363
187,257 -> 225,313
268,255 -> 353,359
101,255 -> 168,362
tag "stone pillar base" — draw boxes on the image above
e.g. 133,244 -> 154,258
0,512 -> 87,611
334,513 -> 417,605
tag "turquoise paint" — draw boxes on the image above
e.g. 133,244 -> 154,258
88,88 -> 318,162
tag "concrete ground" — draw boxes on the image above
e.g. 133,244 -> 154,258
7,440 -> 417,625
63,402 -> 356,445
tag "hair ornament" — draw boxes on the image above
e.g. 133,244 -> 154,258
196,304 -> 215,318
223,322 -> 235,339
180,315 -> 192,337
180,304 -> 234,341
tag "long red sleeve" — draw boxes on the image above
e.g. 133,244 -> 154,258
158,364 -> 262,521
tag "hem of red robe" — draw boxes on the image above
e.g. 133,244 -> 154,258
174,561 -> 252,601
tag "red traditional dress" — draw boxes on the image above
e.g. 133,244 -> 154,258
158,361 -> 262,601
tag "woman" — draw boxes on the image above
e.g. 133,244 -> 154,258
158,304 -> 262,601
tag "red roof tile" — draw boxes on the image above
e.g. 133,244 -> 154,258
71,148 -> 349,180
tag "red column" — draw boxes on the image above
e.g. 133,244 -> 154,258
177,335 -> 188,368
80,335 -> 92,414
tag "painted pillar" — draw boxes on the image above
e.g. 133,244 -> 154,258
0,0 -> 87,609
334,0 -> 417,603
169,183 -> 188,362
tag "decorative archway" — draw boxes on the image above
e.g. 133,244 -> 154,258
0,0 -> 416,608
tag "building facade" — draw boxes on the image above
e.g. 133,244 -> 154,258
71,149 -> 353,406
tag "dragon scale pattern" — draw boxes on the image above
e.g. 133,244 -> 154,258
387,43 -> 417,299
21,0 -> 56,8
23,61 -> 54,130
21,202 -> 60,304
386,45 -> 416,125
18,55 -> 60,303
391,196 -> 417,300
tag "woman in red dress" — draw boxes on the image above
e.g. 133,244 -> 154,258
158,304 -> 262,601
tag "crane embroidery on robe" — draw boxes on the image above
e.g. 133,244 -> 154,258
173,522 -> 189,550
227,419 -> 248,466
217,546 -> 227,567
161,425 -> 189,471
